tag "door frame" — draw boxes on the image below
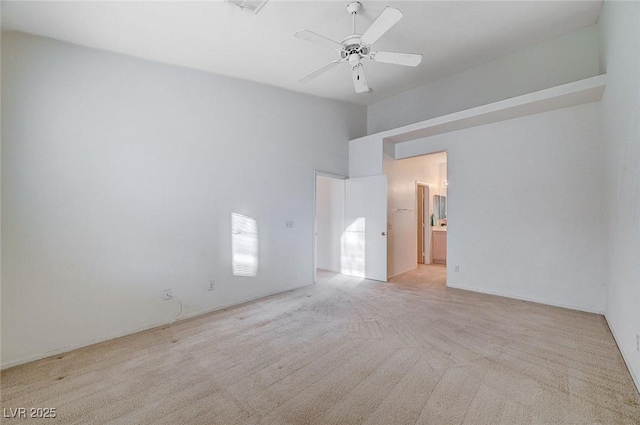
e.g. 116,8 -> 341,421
416,181 -> 430,265
313,170 -> 348,284
385,150 -> 448,279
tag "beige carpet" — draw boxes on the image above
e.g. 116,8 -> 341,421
2,265 -> 639,424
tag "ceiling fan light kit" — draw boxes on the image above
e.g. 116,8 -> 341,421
295,1 -> 423,94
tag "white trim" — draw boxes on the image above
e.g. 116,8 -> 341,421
0,283 -> 312,370
352,74 -> 607,145
446,282 -> 605,315
388,268 -> 418,279
315,171 -> 348,180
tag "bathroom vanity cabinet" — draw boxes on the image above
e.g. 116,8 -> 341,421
432,229 -> 447,264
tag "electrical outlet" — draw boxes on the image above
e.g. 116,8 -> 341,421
208,280 -> 216,291
455,265 -> 460,272
162,289 -> 172,301
285,220 -> 294,228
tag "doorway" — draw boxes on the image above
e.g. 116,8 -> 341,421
314,171 -> 388,283
384,151 -> 447,285
314,172 -> 346,282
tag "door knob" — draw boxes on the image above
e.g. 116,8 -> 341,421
381,232 -> 386,236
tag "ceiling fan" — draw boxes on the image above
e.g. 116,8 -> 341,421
295,1 -> 422,93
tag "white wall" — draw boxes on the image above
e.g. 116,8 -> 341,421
315,176 -> 345,273
599,1 -> 640,391
0,32 -> 366,368
368,25 -> 600,134
384,153 -> 445,277
394,103 -> 606,314
349,136 -> 383,178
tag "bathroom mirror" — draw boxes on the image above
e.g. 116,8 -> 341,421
433,195 -> 447,221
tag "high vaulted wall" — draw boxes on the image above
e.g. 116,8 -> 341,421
367,25 -> 600,134
357,23 -> 607,315
359,5 -> 639,392
1,32 -> 366,368
599,0 -> 640,391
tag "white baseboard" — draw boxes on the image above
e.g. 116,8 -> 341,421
388,266 -> 420,279
445,282 -> 605,315
605,315 -> 640,395
0,282 -> 312,370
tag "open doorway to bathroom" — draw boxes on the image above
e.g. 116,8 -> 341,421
385,151 -> 447,286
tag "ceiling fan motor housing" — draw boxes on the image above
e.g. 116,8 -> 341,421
340,34 -> 370,60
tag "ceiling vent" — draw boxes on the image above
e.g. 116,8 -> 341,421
227,0 -> 268,14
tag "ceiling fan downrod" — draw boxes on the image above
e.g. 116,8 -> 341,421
347,1 -> 362,35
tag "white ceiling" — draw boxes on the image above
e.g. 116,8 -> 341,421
1,1 -> 602,106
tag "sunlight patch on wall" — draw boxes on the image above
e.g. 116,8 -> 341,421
341,217 -> 365,277
232,213 -> 259,277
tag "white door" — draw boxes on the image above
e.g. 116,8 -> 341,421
344,175 -> 387,281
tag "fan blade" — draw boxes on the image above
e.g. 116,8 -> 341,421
351,64 -> 370,93
361,7 -> 403,46
371,51 -> 422,67
299,60 -> 343,83
295,30 -> 343,50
